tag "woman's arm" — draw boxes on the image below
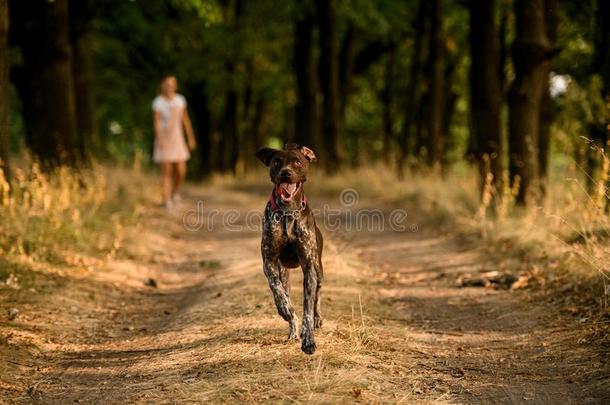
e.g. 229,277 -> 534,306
183,110 -> 197,150
153,111 -> 162,140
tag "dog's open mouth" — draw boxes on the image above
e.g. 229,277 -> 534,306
276,182 -> 301,202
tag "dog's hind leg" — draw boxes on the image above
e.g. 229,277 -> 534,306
263,258 -> 298,341
314,227 -> 324,329
280,265 -> 291,295
314,260 -> 323,329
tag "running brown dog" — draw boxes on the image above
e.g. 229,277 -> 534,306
255,143 -> 323,355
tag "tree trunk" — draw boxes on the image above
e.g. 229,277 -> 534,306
397,0 -> 427,176
221,68 -> 239,173
187,81 -> 212,178
442,87 -> 458,170
12,0 -> 78,167
316,0 -> 343,173
414,91 -> 429,161
242,60 -> 253,124
236,59 -> 254,175
69,0 -> 95,164
498,1 -> 509,93
381,51 -> 394,165
537,0 -> 558,196
469,0 -> 503,196
0,0 -> 9,178
592,0 -> 610,194
246,97 -> 266,170
426,0 -> 444,167
598,0 -> 610,99
508,0 -> 550,205
338,23 -> 355,128
294,1 -> 319,151
220,0 -> 242,173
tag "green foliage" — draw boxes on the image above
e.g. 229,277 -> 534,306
91,0 -> 296,165
6,0 -> 604,174
170,0 -> 223,24
555,75 -> 605,153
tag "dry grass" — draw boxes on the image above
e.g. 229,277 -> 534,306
219,156 -> 610,318
0,161 -> 156,282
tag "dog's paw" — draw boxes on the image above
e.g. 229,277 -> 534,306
301,339 -> 316,355
287,319 -> 299,342
287,331 -> 299,342
301,333 -> 316,355
314,316 -> 323,329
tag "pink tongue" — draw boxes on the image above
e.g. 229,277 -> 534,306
279,183 -> 297,198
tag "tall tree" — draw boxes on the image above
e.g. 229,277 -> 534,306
398,0 -> 427,176
498,1 -> 510,93
441,46 -> 459,169
469,0 -> 503,196
594,0 -> 610,160
294,1 -> 319,151
508,0 -> 550,205
0,0 -> 9,178
11,0 -> 78,167
69,0 -> 95,163
425,0 -> 444,167
338,23 -> 355,136
186,81 -> 213,178
580,0 -> 610,193
537,0 -> 558,195
219,0 -> 243,173
248,97 -> 266,158
343,31 -> 394,166
381,50 -> 395,165
596,0 -> 610,106
221,61 -> 239,172
316,0 -> 343,173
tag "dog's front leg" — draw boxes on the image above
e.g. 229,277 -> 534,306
300,260 -> 318,354
262,256 -> 298,341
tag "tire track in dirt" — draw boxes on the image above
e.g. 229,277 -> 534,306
4,185 -> 610,404
351,229 -> 610,404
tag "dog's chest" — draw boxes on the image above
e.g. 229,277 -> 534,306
264,209 -> 313,243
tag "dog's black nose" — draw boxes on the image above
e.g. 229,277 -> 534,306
280,169 -> 293,180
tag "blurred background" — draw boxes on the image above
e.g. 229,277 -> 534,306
0,0 -> 609,206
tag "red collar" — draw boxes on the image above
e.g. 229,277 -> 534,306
269,187 -> 307,211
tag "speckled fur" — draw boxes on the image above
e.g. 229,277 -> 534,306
256,144 -> 323,355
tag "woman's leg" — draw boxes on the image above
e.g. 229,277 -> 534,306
172,161 -> 187,197
161,162 -> 173,204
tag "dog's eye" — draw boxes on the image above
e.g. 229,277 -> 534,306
294,160 -> 302,166
273,160 -> 280,166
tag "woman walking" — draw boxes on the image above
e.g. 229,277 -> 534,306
152,75 -> 197,209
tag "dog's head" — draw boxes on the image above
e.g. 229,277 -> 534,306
255,143 -> 317,203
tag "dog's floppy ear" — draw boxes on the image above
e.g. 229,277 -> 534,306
255,147 -> 279,166
299,146 -> 317,162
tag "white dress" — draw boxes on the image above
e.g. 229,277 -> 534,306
152,94 -> 191,163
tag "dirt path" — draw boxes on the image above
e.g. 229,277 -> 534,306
2,185 -> 609,403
